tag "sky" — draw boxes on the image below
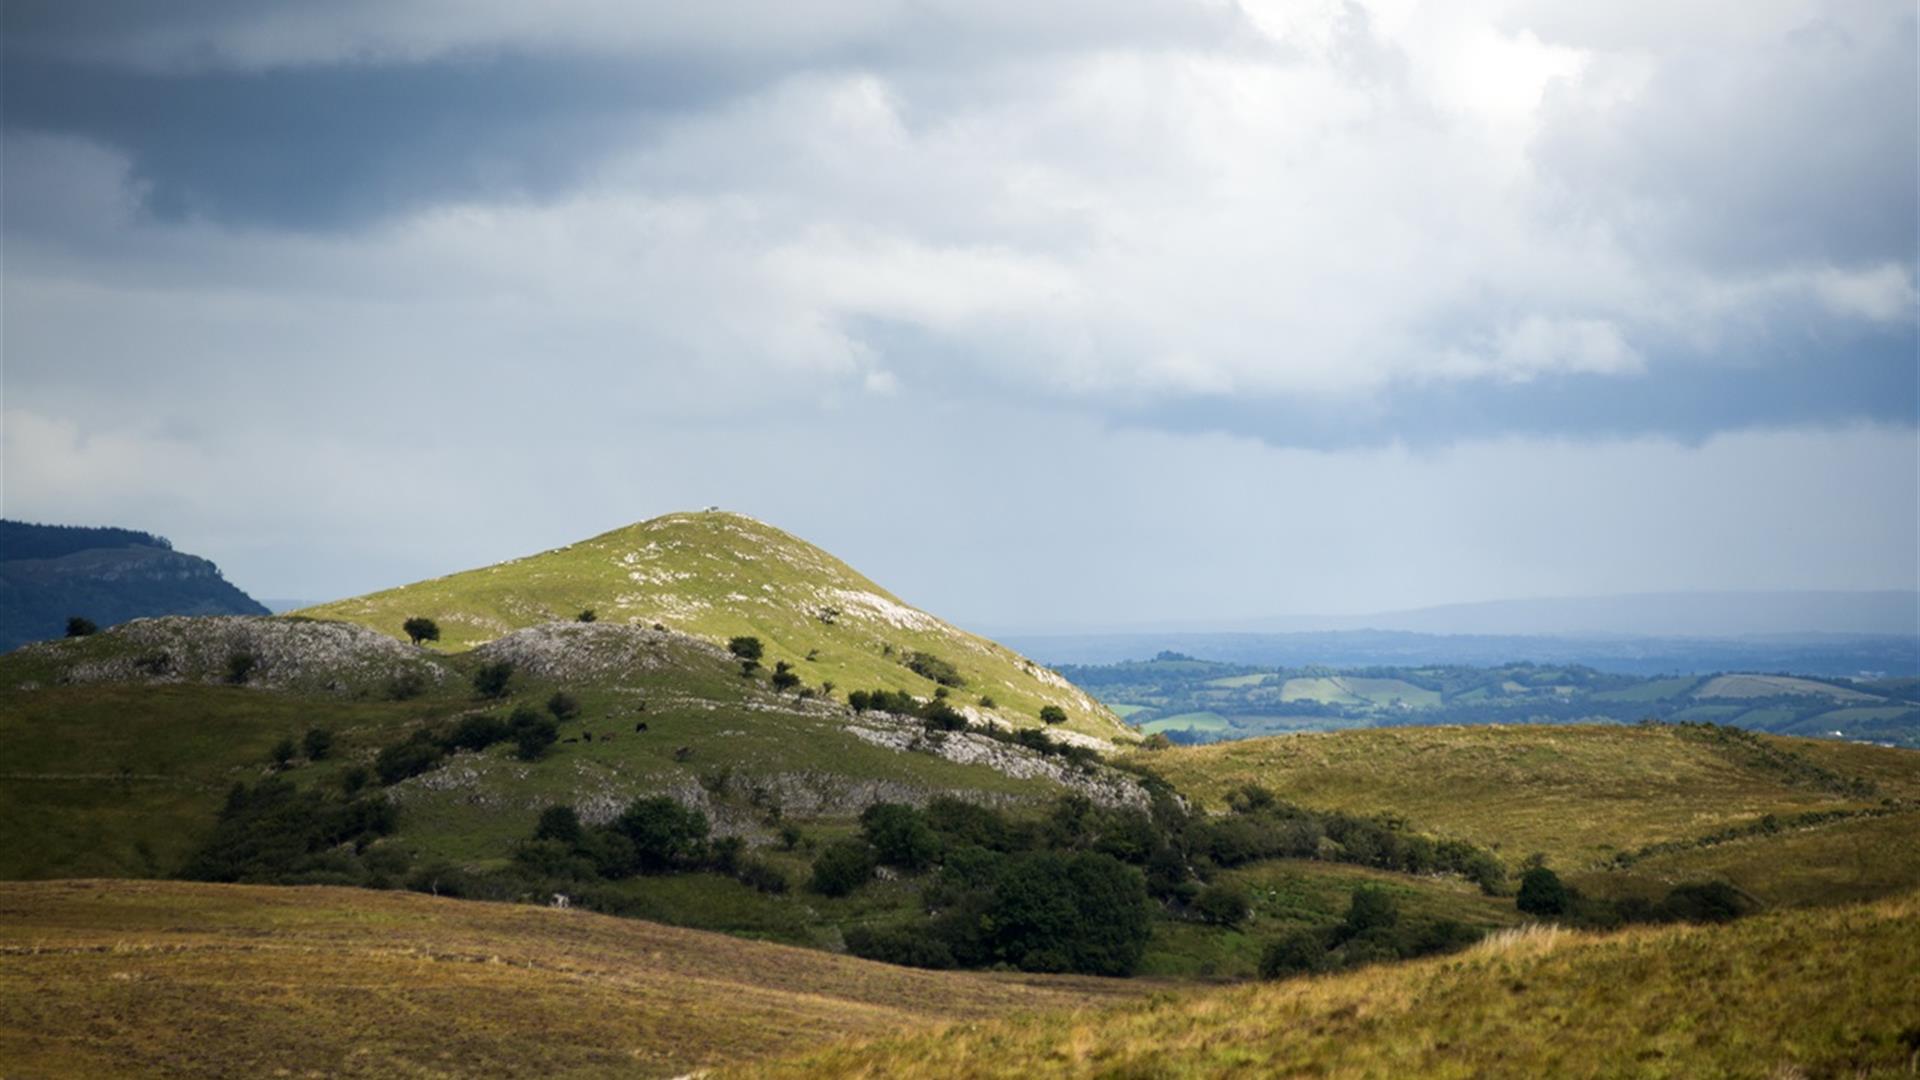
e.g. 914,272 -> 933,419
2,0 -> 1916,631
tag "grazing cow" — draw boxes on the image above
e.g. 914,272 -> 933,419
551,893 -> 570,910
634,721 -> 649,733
582,732 -> 592,742
562,737 -> 578,744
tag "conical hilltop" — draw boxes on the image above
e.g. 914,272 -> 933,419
300,510 -> 1127,741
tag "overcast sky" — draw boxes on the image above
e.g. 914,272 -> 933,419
3,0 -> 1915,629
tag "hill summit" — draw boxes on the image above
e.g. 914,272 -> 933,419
302,510 -> 1126,740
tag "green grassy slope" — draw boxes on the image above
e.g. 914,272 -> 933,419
732,888 -> 1920,1079
0,880 -> 1144,1079
301,511 -> 1126,741
0,624 -> 1118,887
1135,724 -> 1920,899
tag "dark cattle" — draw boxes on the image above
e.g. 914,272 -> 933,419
562,738 -> 578,744
634,721 -> 649,733
582,732 -> 592,742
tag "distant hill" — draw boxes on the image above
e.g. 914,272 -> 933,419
300,509 -> 1124,740
1236,590 -> 1920,637
1010,628 -> 1920,677
0,520 -> 268,652
1062,655 -> 1920,747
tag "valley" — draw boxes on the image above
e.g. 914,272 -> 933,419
1,511 -> 1916,1077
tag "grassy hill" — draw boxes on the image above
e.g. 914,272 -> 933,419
0,880 -> 1143,1078
731,888 -> 1920,1078
301,511 -> 1126,741
1135,723 -> 1920,905
0,616 -> 1137,893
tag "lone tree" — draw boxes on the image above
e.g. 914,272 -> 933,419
1039,705 -> 1068,726
403,617 -> 440,646
727,636 -> 764,662
65,616 -> 98,638
771,660 -> 802,693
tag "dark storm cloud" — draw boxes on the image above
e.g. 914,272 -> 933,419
0,51 -> 754,229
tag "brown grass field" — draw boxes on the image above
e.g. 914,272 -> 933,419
0,880 -> 1146,1078
730,888 -> 1920,1079
1136,724 -> 1920,870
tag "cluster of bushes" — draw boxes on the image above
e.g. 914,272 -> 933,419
1259,885 -> 1482,979
830,794 -> 1213,975
510,799 -> 787,895
1202,784 -> 1507,895
1514,864 -> 1756,927
846,688 -> 1100,766
373,706 -> 559,784
904,651 -> 965,687
180,777 -> 404,885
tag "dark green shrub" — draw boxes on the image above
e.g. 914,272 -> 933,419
65,616 -> 97,637
472,661 -> 514,699
771,660 -> 801,693
1661,880 -> 1752,923
905,651 -> 965,687
736,858 -> 789,894
1260,928 -> 1330,979
509,705 -> 557,761
270,737 -> 297,768
302,727 -> 334,761
1039,705 -> 1067,725
845,925 -> 956,969
1516,866 -> 1572,916
613,797 -> 709,873
445,714 -> 510,752
226,651 -> 258,685
1192,882 -> 1251,927
809,839 -> 876,897
546,691 -> 581,721
534,805 -> 583,845
860,803 -> 941,871
374,736 -> 446,785
981,851 -> 1151,976
577,609 -> 597,623
727,636 -> 764,662
403,617 -> 440,645
1339,885 -> 1400,940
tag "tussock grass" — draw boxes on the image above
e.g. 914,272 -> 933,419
730,889 -> 1920,1079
